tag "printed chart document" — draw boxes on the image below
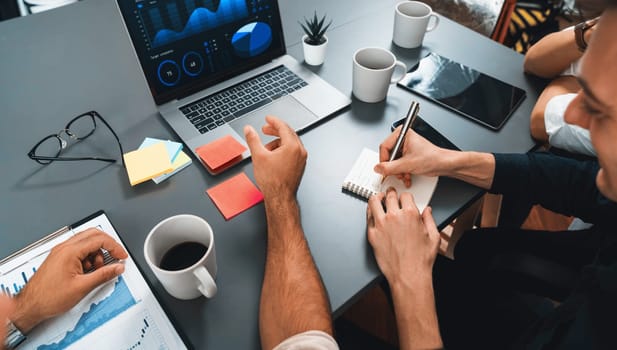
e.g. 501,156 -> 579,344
0,212 -> 188,350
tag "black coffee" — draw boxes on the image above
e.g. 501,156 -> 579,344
159,242 -> 208,271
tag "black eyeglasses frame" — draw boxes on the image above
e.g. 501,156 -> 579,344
27,111 -> 125,167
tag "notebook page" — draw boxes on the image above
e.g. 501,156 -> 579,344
342,148 -> 438,212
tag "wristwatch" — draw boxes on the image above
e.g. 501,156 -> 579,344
574,17 -> 600,52
5,321 -> 26,350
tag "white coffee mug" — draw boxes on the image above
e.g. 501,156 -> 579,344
352,47 -> 407,103
144,214 -> 217,300
393,1 -> 440,49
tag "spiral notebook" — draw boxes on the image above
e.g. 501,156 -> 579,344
342,148 -> 438,211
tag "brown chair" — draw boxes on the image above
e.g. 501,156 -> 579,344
492,0 -> 518,42
424,0 -> 517,43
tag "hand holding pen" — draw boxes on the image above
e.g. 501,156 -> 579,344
380,101 -> 420,184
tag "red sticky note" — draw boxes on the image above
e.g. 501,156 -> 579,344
196,135 -> 247,171
206,173 -> 264,220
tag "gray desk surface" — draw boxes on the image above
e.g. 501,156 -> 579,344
0,0 -> 541,348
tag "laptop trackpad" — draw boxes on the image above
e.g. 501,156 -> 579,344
229,96 -> 318,144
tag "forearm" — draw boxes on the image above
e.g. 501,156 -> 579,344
390,275 -> 442,350
491,153 -> 612,223
438,150 -> 495,190
524,30 -> 582,78
259,196 -> 333,350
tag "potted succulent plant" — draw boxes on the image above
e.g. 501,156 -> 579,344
300,11 -> 332,66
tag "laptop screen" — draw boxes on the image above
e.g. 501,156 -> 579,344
117,0 -> 286,105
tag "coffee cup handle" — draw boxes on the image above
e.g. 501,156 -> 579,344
426,14 -> 439,32
390,61 -> 408,84
194,266 -> 217,298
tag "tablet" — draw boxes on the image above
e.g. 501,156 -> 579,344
392,115 -> 459,151
0,211 -> 189,350
398,52 -> 526,130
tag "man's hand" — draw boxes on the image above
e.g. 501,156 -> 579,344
367,189 -> 444,350
374,127 -> 450,187
0,296 -> 15,345
366,189 -> 440,287
12,228 -> 128,333
244,115 -> 307,202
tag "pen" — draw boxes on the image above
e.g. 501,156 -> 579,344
380,101 -> 420,184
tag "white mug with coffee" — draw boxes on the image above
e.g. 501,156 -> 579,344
144,214 -> 217,300
393,1 -> 439,49
352,47 -> 407,103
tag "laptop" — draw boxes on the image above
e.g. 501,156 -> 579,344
115,0 -> 351,174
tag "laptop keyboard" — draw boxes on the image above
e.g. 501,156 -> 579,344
180,66 -> 309,134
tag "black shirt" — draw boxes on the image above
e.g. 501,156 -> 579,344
491,153 -> 617,349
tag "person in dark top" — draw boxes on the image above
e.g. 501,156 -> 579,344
368,5 -> 617,349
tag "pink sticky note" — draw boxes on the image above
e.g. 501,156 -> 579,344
196,135 -> 247,172
206,173 -> 264,220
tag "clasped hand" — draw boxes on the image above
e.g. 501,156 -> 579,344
367,189 -> 440,287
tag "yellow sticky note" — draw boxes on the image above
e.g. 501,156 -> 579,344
152,151 -> 192,184
123,143 -> 173,186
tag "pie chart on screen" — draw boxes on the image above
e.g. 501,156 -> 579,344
232,22 -> 273,58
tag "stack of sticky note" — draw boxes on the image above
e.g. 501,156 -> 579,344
123,138 -> 192,186
196,135 -> 247,173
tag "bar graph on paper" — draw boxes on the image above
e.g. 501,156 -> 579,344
0,213 -> 186,349
1,266 -> 37,296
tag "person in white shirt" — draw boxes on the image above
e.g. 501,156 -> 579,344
524,17 -> 599,157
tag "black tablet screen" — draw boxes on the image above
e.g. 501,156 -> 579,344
392,116 -> 459,151
398,52 -> 526,130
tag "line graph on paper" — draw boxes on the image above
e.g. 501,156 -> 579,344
0,215 -> 180,350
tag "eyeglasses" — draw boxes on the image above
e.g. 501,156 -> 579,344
28,111 -> 125,166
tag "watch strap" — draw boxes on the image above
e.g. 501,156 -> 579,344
574,21 -> 588,52
575,17 -> 601,52
5,321 -> 26,350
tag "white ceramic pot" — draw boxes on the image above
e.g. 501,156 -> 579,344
302,34 -> 328,66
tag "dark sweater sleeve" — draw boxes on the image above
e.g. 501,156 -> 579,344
490,152 -> 616,226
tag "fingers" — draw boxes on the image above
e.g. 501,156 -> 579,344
404,174 -> 412,188
366,206 -> 374,228
244,125 -> 266,156
367,193 -> 385,246
77,263 -> 125,295
261,124 -> 277,137
82,259 -> 93,272
367,192 -> 386,223
374,159 -> 410,178
422,207 -> 441,248
379,126 -> 402,162
438,233 -> 450,257
72,230 -> 128,261
399,192 -> 418,212
264,138 -> 281,151
247,116 -> 300,153
384,188 -> 400,210
264,115 -> 298,144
